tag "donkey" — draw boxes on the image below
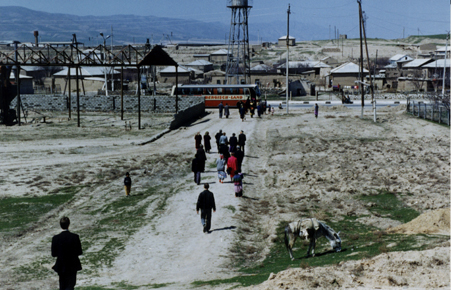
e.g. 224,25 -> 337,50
284,218 -> 341,260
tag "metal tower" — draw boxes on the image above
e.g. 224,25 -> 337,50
225,0 -> 252,84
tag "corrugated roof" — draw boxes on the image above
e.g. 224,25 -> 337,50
278,35 -> 295,40
160,65 -> 196,73
435,46 -> 451,52
251,64 -> 272,71
389,54 -> 413,62
54,67 -> 120,76
330,62 -> 368,74
187,60 -> 213,66
402,59 -> 433,68
277,61 -> 330,69
422,59 -> 450,68
211,49 -> 230,55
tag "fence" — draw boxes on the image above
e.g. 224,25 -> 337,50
406,99 -> 450,126
10,94 -> 204,114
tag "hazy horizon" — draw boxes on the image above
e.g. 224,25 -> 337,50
0,0 -> 449,40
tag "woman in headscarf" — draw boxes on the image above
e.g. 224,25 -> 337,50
216,154 -> 227,183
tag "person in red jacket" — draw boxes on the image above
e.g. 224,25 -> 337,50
227,152 -> 238,181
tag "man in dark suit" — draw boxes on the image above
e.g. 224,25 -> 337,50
238,130 -> 247,155
196,184 -> 216,233
51,217 -> 83,290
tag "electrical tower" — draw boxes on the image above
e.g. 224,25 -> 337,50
225,0 -> 252,84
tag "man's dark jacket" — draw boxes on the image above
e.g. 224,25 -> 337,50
196,190 -> 216,211
238,133 -> 246,146
51,231 -> 83,274
229,136 -> 238,148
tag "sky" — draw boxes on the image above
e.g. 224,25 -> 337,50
1,0 -> 449,39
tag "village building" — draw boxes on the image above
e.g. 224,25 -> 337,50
329,62 -> 369,87
52,67 -> 121,93
193,54 -> 210,62
159,66 -> 194,84
422,59 -> 450,91
278,35 -> 295,46
210,49 -> 230,64
185,60 -> 214,73
396,59 -> 433,91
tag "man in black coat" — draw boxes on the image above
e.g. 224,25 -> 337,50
196,145 -> 207,173
196,184 -> 216,233
218,102 -> 224,118
192,153 -> 201,185
51,217 -> 83,290
238,130 -> 247,155
214,130 -> 222,152
235,146 -> 244,172
229,133 -> 238,153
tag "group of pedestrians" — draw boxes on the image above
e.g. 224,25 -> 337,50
220,99 -> 274,121
192,128 -> 248,233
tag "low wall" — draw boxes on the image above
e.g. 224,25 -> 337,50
10,94 -> 203,114
170,102 -> 205,130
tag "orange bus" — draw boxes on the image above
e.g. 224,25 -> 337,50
171,84 -> 261,108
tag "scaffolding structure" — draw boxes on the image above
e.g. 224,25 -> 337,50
225,0 -> 252,85
0,35 -> 178,128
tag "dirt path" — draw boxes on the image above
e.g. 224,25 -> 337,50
0,110 -> 267,289
0,106 -> 449,290
83,111 -> 263,288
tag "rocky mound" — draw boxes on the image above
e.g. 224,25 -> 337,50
388,208 -> 450,235
244,247 -> 450,289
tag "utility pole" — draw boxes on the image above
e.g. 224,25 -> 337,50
361,6 -> 376,122
358,0 -> 364,118
286,3 -> 290,114
442,33 -> 449,97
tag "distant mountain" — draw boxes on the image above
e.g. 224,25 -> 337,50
0,6 -> 329,45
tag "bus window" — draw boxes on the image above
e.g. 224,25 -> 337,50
217,88 -> 222,94
239,88 -> 244,94
243,88 -> 249,95
213,88 -> 218,94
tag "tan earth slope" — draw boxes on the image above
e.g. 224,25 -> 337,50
389,208 -> 450,235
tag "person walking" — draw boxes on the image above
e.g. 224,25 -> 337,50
239,104 -> 246,122
216,154 -> 227,183
194,132 -> 202,149
235,146 -> 244,172
232,171 -> 244,197
249,101 -> 255,118
229,133 -> 238,153
224,104 -> 230,118
227,152 -> 238,181
218,102 -> 224,118
51,216 -> 83,290
219,132 -> 228,146
197,145 -> 207,173
192,153 -> 201,185
203,131 -> 211,153
314,103 -> 319,119
238,130 -> 246,155
214,130 -> 222,152
124,172 -> 132,197
196,184 -> 216,233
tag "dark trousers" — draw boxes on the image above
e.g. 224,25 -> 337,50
194,172 -> 201,185
59,272 -> 77,290
201,209 -> 212,231
240,145 -> 245,155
